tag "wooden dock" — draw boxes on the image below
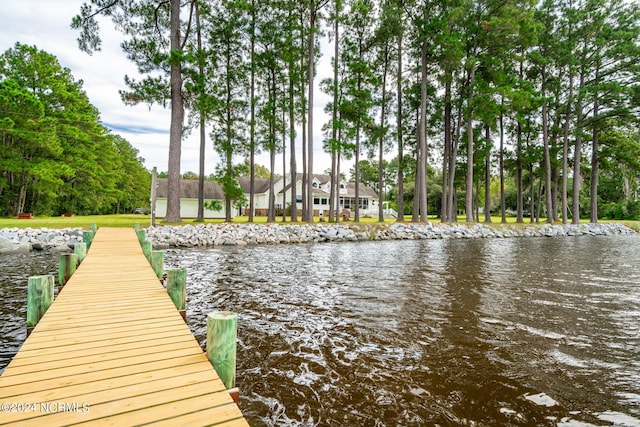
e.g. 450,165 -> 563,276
0,228 -> 249,426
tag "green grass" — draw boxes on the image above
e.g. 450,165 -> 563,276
0,214 -> 151,229
0,213 -> 637,230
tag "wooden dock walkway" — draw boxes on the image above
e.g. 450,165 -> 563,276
0,227 -> 249,426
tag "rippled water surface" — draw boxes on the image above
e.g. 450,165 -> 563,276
2,235 -> 640,426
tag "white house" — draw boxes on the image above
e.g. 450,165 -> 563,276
240,173 -> 380,218
154,178 -> 234,219
154,174 -> 380,219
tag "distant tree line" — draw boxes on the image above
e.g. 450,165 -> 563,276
74,0 -> 640,223
0,43 -> 150,217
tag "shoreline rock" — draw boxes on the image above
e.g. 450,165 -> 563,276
144,222 -> 636,249
0,223 -> 635,253
0,227 -> 83,254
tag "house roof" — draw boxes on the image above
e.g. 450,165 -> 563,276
280,173 -> 378,198
345,182 -> 378,198
156,178 -> 224,200
238,176 -> 271,194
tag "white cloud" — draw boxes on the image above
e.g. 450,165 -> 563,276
0,0 -> 340,177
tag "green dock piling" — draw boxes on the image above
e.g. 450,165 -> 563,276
27,275 -> 55,333
150,250 -> 164,279
74,242 -> 87,264
58,253 -> 78,287
206,311 -> 237,389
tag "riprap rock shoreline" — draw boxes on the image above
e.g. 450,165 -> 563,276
0,222 -> 634,254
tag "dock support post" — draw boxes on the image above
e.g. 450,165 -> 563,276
134,222 -> 140,231
166,268 -> 186,320
91,222 -> 97,233
74,242 -> 87,264
150,250 -> 164,279
141,241 -> 153,261
58,253 -> 78,288
83,230 -> 94,250
137,229 -> 146,244
206,311 -> 237,389
27,275 -> 54,336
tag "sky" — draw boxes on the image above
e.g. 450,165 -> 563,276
0,0 -> 336,177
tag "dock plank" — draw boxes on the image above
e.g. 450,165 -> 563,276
0,228 -> 248,426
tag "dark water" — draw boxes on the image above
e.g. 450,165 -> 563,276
2,236 -> 640,426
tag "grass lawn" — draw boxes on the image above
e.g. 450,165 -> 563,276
0,213 -> 637,230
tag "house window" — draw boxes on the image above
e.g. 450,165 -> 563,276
312,182 -> 318,188
296,195 -> 302,203
314,197 -> 320,205
321,198 -> 328,205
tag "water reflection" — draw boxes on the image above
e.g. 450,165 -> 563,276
164,235 -> 640,426
1,235 -> 639,426
0,253 -> 57,373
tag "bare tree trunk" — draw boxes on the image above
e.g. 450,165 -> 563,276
442,78 -> 451,223
329,3 -> 339,223
590,97 -> 599,223
418,28 -> 428,223
396,26 -> 405,222
282,81 -> 287,223
300,11 -> 308,222
516,120 -> 524,223
465,61 -> 478,222
542,70 -> 553,223
249,0 -> 256,222
289,29 -> 297,222
195,2 -> 205,222
448,104 -> 462,222
355,127 -> 361,222
306,0 -> 316,223
336,145 -> 341,223
268,70 -> 276,223
499,108 -> 506,223
165,0 -> 184,223
572,69 -> 585,224
378,45 -> 389,223
484,125 -> 491,223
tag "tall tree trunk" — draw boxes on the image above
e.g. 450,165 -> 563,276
499,108 -> 506,223
300,12 -> 308,222
590,96 -> 600,223
396,24 -> 405,222
442,78 -> 451,223
484,124 -> 491,223
516,119 -> 524,223
355,126 -> 361,222
195,2 -> 205,222
329,2 -> 339,223
412,109 -> 420,223
465,61 -> 478,222
378,45 -> 389,223
448,103 -> 463,222
306,0 -> 317,223
562,94 -> 570,224
336,142 -> 341,222
165,0 -> 184,223
288,9 -> 297,222
542,69 -> 553,223
268,70 -> 276,223
530,163 -> 535,224
282,81 -> 287,223
572,69 -> 585,224
224,50 -> 233,223
418,21 -> 428,223
249,0 -> 256,222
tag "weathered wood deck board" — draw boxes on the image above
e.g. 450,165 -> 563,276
0,227 -> 248,427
